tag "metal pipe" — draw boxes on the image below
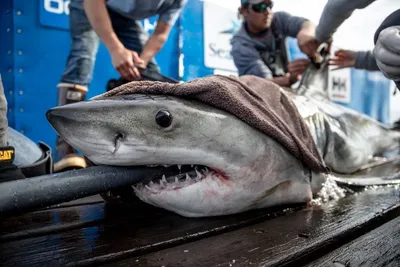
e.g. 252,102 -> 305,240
0,165 -> 167,217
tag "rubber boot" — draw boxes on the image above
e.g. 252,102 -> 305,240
53,83 -> 88,173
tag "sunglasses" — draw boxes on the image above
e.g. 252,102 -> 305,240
250,1 -> 274,13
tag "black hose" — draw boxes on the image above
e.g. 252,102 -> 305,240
0,165 -> 167,217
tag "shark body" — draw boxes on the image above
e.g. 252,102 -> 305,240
46,60 -> 400,217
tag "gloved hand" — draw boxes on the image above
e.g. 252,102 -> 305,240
0,146 -> 26,182
373,26 -> 400,89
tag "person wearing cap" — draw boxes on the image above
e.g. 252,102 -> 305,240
54,0 -> 187,173
230,0 -> 317,87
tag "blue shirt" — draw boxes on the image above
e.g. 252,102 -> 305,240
70,0 -> 187,25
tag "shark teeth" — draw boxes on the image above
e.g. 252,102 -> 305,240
135,169 -> 213,193
195,170 -> 201,178
132,164 -> 220,194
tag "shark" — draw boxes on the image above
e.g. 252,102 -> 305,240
46,58 -> 400,218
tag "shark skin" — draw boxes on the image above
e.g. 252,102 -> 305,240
45,60 -> 400,218
47,94 -> 323,217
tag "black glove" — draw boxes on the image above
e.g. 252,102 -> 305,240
0,146 -> 26,182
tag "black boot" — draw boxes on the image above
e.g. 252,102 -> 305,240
53,83 -> 88,172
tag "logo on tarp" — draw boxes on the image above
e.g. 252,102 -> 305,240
66,91 -> 82,101
219,21 -> 241,35
203,1 -> 239,72
328,68 -> 351,104
40,0 -> 70,30
332,77 -> 347,92
0,147 -> 15,164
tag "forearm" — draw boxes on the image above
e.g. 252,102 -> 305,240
269,76 -> 291,87
354,51 -> 380,71
140,33 -> 167,66
316,0 -> 375,42
83,0 -> 123,53
297,21 -> 316,40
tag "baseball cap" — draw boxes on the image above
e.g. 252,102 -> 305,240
241,0 -> 265,5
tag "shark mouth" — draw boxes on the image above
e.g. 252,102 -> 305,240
133,164 -> 226,194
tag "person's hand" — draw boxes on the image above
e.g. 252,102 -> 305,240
288,59 -> 309,78
298,36 -> 319,60
328,49 -> 357,70
373,26 -> 400,84
110,48 -> 145,81
298,36 -> 332,62
280,72 -> 301,86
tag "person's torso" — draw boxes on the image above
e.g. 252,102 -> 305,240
232,15 -> 289,77
253,25 -> 288,77
69,0 -> 173,20
106,0 -> 166,20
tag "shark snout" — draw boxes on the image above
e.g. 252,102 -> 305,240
46,101 -> 126,160
47,105 -> 76,126
46,101 -> 92,134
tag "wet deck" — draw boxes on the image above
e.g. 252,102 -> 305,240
1,186 -> 399,267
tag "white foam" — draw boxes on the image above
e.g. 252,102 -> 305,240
311,175 -> 347,206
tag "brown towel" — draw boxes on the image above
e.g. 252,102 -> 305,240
96,74 -> 329,173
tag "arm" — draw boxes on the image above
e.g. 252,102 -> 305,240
140,0 -> 187,67
275,11 -> 311,38
316,0 -> 376,42
297,21 -> 316,44
355,51 -> 380,71
231,42 -> 273,79
329,49 -> 379,71
273,12 -> 317,57
83,0 -> 123,53
84,0 -> 143,80
139,21 -> 172,67
231,44 -> 296,87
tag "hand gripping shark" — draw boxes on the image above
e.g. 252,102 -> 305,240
46,57 -> 400,218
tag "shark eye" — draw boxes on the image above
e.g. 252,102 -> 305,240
155,110 -> 173,128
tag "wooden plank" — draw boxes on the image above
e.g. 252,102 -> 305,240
0,202 -> 106,242
46,195 -> 104,209
0,195 -> 105,241
305,216 -> 400,267
0,198 -> 303,267
100,187 -> 400,267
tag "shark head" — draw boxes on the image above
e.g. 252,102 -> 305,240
47,94 -> 323,217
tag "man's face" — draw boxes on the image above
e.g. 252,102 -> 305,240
241,1 -> 274,32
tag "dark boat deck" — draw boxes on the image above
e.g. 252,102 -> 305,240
1,186 -> 399,267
